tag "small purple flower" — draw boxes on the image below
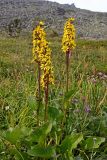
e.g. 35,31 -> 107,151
91,78 -> 97,84
84,105 -> 91,113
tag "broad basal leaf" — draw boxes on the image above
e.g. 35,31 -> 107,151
60,133 -> 83,153
48,107 -> 60,120
83,136 -> 105,150
28,145 -> 56,158
27,122 -> 52,143
3,127 -> 22,145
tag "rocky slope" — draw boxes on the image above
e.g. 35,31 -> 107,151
0,0 -> 107,39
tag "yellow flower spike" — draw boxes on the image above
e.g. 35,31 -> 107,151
32,21 -> 54,89
62,17 -> 76,53
32,21 -> 54,122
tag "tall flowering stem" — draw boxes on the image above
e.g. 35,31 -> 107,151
32,21 -> 54,123
32,21 -> 45,125
62,18 -> 76,130
62,18 -> 76,92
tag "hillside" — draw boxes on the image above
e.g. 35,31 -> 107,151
0,0 -> 107,39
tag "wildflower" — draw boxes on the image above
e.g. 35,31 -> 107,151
32,21 -> 46,64
39,21 -> 44,26
84,105 -> 91,113
32,21 -> 54,88
61,18 -> 76,128
32,21 -> 54,121
91,78 -> 97,84
62,18 -> 76,53
62,18 -> 76,92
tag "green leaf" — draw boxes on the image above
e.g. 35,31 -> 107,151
42,122 -> 52,135
83,136 -> 105,150
64,89 -> 77,101
10,148 -> 24,160
28,96 -> 37,110
3,127 -> 22,145
60,133 -> 83,153
21,127 -> 32,137
27,145 -> 56,158
28,122 -> 52,143
48,107 -> 60,120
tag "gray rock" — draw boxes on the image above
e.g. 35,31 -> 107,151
0,0 -> 107,39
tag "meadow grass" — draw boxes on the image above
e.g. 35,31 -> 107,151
0,33 -> 107,159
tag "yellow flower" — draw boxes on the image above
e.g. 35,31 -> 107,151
62,18 -> 76,53
32,21 -> 54,88
39,21 -> 44,26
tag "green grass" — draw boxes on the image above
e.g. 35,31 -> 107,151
0,34 -> 107,159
